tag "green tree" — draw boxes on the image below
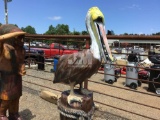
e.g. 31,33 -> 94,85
44,25 -> 56,35
55,24 -> 70,35
152,32 -> 160,35
124,33 -> 128,35
21,27 -> 25,31
72,29 -> 80,35
81,30 -> 88,35
22,25 -> 36,34
14,24 -> 18,27
107,30 -> 115,35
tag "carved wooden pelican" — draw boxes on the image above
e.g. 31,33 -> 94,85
53,7 -> 114,105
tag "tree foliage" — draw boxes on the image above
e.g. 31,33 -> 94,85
152,32 -> 160,35
72,29 -> 80,35
14,24 -> 18,27
55,24 -> 70,35
44,24 -> 70,35
0,22 -> 157,36
107,30 -> 115,35
21,25 -> 36,34
81,30 -> 88,35
44,25 -> 56,35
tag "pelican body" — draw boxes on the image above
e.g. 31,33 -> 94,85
53,49 -> 101,84
53,7 -> 114,105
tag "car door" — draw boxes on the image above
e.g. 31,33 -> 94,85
50,43 -> 63,57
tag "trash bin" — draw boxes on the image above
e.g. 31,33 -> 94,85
125,53 -> 140,89
104,63 -> 116,84
148,64 -> 160,93
38,55 -> 45,70
53,55 -> 60,72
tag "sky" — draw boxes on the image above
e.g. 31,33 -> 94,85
0,0 -> 160,35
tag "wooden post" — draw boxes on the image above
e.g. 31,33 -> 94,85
84,39 -> 90,89
85,39 -> 90,49
4,0 -> 8,24
28,39 -> 31,68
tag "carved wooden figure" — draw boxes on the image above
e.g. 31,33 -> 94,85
53,7 -> 114,119
0,24 -> 26,120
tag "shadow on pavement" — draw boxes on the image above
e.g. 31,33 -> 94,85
20,109 -> 36,120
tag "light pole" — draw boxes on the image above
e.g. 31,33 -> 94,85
4,0 -> 12,24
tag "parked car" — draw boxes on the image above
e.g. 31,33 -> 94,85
24,45 -> 44,65
31,43 -> 78,59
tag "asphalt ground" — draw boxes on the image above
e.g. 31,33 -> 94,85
19,63 -> 160,120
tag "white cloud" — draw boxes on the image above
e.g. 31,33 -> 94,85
138,32 -> 144,35
150,28 -> 154,32
48,16 -> 62,20
120,4 -> 141,10
127,4 -> 141,9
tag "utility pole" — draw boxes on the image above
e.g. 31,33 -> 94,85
4,0 -> 12,24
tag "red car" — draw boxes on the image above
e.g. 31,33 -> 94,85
31,43 -> 78,59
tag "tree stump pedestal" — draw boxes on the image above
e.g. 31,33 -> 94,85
57,89 -> 95,120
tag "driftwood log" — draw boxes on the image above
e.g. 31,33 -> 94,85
39,90 -> 60,104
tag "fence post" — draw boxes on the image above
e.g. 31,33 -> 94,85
28,39 -> 31,68
84,39 -> 90,89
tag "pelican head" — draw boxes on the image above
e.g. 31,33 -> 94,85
86,7 -> 114,62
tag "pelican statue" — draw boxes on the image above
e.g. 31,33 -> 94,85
53,7 -> 114,105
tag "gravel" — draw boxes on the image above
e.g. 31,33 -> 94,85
19,63 -> 160,120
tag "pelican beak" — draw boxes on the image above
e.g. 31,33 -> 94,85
86,7 -> 114,62
96,22 -> 114,62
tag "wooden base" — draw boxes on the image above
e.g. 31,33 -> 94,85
57,89 -> 95,120
60,114 -> 76,120
61,89 -> 93,112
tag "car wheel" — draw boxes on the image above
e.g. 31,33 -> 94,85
138,80 -> 142,87
25,58 -> 37,65
108,79 -> 114,84
130,83 -> 137,89
115,78 -> 117,82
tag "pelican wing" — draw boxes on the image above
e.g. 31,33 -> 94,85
53,50 -> 101,85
